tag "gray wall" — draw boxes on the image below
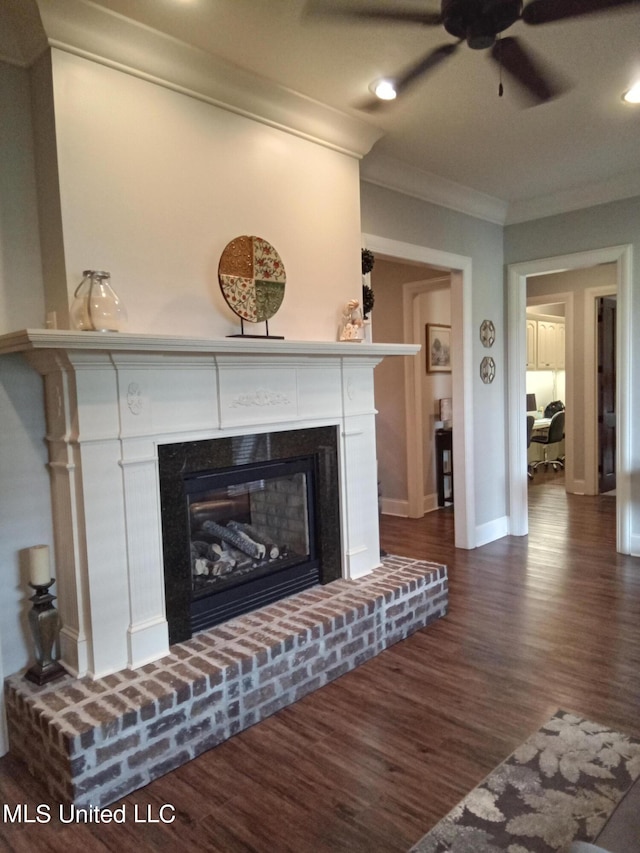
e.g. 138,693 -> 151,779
361,181 -> 507,529
0,61 -> 52,695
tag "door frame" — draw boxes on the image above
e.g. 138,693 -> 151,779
363,233 -> 476,550
507,244 -> 632,553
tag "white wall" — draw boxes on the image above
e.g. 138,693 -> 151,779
49,49 -> 363,340
526,370 -> 566,414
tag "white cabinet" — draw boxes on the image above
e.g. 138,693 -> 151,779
526,315 -> 565,370
537,320 -> 557,368
526,319 -> 537,369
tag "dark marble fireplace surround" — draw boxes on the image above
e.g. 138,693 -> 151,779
159,427 -> 342,644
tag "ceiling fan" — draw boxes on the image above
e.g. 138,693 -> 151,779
305,0 -> 640,105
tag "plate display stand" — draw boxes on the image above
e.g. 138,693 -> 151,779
227,318 -> 284,339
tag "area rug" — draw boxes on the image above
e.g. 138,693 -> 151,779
410,711 -> 640,853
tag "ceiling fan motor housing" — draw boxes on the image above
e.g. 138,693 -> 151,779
441,0 -> 523,49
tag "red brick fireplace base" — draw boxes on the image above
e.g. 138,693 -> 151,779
4,555 -> 447,809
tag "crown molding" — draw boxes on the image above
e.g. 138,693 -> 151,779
505,168 -> 640,224
362,149 -> 640,227
34,0 -> 382,159
360,151 -> 509,226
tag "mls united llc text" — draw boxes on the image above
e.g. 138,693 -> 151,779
3,803 -> 176,824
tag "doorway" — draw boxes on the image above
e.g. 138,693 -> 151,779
525,296 -> 568,491
362,232 -> 475,550
507,245 -> 632,554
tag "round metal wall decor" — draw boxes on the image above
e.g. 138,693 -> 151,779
218,235 -> 286,323
480,356 -> 496,384
480,319 -> 495,348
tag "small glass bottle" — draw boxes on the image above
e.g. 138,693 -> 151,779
70,270 -> 127,332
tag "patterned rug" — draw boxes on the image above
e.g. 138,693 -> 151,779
410,711 -> 640,853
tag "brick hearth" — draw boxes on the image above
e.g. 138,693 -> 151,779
5,555 -> 447,809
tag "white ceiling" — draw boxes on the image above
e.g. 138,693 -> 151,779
2,0 -> 640,223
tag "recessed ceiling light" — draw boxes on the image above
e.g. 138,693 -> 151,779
370,79 -> 397,101
622,80 -> 640,104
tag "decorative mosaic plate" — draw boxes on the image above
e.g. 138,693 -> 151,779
218,235 -> 286,323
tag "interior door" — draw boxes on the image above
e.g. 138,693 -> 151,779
598,296 -> 616,493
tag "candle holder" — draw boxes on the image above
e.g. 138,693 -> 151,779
24,579 -> 66,686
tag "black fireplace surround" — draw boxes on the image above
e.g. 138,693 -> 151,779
159,427 -> 342,645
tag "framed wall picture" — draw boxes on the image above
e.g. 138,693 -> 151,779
426,324 -> 452,373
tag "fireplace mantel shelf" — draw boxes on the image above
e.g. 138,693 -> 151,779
0,329 -> 420,359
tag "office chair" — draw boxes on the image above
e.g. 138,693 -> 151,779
531,410 -> 565,472
526,415 -> 535,479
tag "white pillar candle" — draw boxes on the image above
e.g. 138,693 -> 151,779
28,544 -> 51,586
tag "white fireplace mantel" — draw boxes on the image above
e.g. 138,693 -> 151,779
1,330 -> 419,679
0,329 -> 418,360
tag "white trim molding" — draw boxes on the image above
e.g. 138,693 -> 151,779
380,498 -> 410,518
476,516 -> 509,548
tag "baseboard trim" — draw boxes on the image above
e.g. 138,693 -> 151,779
475,515 -> 509,548
381,494 -> 441,518
567,478 -> 586,495
380,498 -> 409,517
629,533 -> 640,558
423,493 -> 439,514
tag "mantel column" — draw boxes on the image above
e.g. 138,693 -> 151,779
25,350 -> 132,677
340,360 -> 382,579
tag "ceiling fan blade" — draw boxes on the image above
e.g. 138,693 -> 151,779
303,1 -> 442,26
523,0 -> 640,25
490,36 -> 566,104
394,42 -> 460,95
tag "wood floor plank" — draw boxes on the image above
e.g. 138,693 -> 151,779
2,472 -> 639,851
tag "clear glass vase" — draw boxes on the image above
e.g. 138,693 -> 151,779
70,270 -> 127,332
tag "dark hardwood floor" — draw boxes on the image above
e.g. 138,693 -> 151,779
2,472 -> 639,852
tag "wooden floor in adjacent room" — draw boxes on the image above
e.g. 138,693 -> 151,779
2,470 -> 639,852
